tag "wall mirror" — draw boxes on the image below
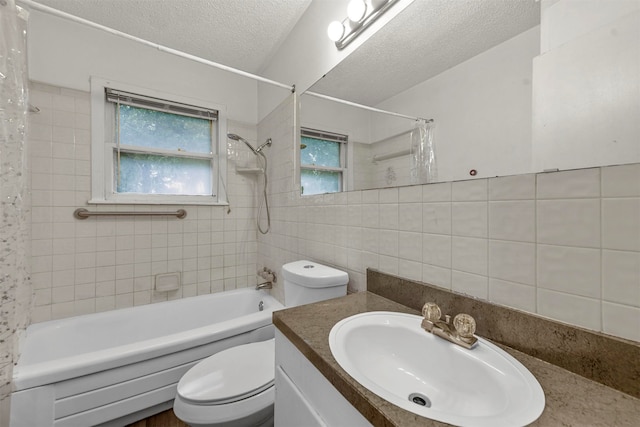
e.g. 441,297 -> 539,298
299,0 -> 639,193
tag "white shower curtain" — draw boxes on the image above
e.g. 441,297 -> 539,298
0,0 -> 31,418
409,119 -> 437,184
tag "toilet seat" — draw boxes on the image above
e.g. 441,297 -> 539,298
177,339 -> 275,405
174,385 -> 274,426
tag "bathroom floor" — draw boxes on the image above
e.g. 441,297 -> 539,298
126,409 -> 188,427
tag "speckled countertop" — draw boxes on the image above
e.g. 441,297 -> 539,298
273,292 -> 640,427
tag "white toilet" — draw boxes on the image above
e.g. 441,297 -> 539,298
173,260 -> 348,427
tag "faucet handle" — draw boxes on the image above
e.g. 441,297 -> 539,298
453,313 -> 476,339
422,302 -> 442,322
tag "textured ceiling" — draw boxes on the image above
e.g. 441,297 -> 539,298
33,0 -> 540,105
34,0 -> 313,74
310,0 -> 541,105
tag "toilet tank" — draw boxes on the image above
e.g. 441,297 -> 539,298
281,260 -> 348,307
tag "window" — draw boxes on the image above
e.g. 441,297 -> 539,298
90,78 -> 226,204
300,127 -> 347,195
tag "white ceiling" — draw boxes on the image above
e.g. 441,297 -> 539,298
33,0 -> 540,106
34,0 -> 313,74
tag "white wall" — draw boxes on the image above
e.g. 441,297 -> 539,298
28,10 -> 258,124
376,26 -> 540,183
540,0 -> 640,53
532,0 -> 640,172
258,0 -> 416,121
299,94 -> 372,143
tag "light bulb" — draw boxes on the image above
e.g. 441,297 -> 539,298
347,0 -> 367,22
327,20 -> 345,42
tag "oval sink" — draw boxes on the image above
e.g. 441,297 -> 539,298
329,311 -> 545,427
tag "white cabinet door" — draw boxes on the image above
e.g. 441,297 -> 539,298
275,365 -> 326,427
274,329 -> 372,427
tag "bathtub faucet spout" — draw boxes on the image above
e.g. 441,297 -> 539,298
256,281 -> 272,290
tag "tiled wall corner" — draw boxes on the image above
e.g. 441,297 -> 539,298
259,158 -> 640,342
27,83 -> 259,322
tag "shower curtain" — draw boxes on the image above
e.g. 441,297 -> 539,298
409,119 -> 437,184
0,0 -> 31,419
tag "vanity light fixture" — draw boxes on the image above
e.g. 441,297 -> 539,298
327,0 -> 400,50
347,0 -> 367,22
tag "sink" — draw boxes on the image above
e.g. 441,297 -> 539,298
329,311 -> 545,427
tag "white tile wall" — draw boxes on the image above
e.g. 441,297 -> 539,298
258,125 -> 640,342
26,87 -> 638,342
452,202 -> 488,238
488,201 -> 535,242
489,278 -> 536,313
489,240 -> 536,286
602,250 -> 640,307
422,234 -> 451,268
452,270 -> 488,299
536,168 -> 601,199
452,236 -> 487,276
28,83 -> 259,322
602,198 -> 640,251
537,245 -> 601,298
537,288 -> 602,331
601,163 -> 640,197
602,302 -> 640,342
537,199 -> 601,247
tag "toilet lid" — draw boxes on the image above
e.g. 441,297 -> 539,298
177,339 -> 275,405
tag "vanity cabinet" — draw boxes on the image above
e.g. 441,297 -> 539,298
274,329 -> 372,427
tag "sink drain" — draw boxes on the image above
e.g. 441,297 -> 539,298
408,392 -> 431,408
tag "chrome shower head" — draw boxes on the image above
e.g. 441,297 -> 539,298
256,138 -> 272,153
227,133 -> 258,155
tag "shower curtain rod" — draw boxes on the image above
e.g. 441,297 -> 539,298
17,0 -> 295,92
304,91 -> 433,123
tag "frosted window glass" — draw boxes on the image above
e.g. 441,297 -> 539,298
301,169 -> 340,195
116,152 -> 212,195
119,105 -> 212,153
301,136 -> 341,168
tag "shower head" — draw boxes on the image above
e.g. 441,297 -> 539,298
227,133 -> 258,155
256,138 -> 272,153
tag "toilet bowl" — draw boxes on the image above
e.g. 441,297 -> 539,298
173,260 -> 348,426
173,339 -> 275,427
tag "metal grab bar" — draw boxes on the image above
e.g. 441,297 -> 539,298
73,208 -> 187,220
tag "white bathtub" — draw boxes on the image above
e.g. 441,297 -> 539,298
10,288 -> 283,427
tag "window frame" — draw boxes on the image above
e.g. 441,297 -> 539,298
300,127 -> 348,196
90,77 -> 227,205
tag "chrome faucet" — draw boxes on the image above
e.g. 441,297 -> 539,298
255,281 -> 273,290
421,302 -> 477,349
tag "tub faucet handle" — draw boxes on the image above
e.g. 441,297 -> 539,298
258,267 -> 277,283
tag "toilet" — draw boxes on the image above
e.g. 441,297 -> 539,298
173,260 -> 348,427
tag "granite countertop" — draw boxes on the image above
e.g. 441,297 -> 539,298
273,292 -> 640,427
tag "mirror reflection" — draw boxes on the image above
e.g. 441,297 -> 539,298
300,0 -> 639,192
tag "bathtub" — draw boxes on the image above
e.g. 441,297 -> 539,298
10,288 -> 283,427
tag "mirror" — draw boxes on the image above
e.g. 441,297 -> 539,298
299,0 -> 639,191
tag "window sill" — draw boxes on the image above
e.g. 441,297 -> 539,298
88,198 -> 229,206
